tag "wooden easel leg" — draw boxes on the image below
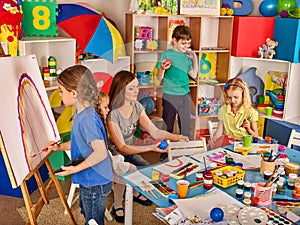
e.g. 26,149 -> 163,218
20,181 -> 38,225
34,171 -> 49,205
45,159 -> 76,225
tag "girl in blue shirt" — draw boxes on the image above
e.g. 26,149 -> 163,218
52,65 -> 113,225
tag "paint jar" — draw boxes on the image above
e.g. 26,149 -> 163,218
278,145 -> 286,152
265,136 -> 272,143
263,170 -> 273,180
252,137 -> 259,143
160,174 -> 170,182
203,171 -> 213,190
237,180 -> 245,189
287,173 -> 297,190
276,180 -> 284,189
236,189 -> 244,198
244,182 -> 252,191
196,172 -> 203,181
244,191 -> 251,200
284,162 -> 300,176
152,170 -> 160,181
243,199 -> 251,207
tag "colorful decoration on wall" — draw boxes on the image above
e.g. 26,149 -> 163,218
56,3 -> 125,62
22,0 -> 58,37
222,0 -> 253,15
0,0 -> 23,56
199,52 -> 217,80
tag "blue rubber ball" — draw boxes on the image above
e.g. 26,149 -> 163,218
159,140 -> 168,150
210,207 -> 224,222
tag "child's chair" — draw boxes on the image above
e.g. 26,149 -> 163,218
287,129 -> 300,148
208,120 -> 218,140
168,138 -> 207,161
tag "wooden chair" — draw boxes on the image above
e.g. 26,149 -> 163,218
168,138 -> 207,161
287,129 -> 300,148
208,120 -> 218,140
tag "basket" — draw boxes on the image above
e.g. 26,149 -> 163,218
211,166 -> 245,188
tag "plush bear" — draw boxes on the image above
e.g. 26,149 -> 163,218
258,38 -> 278,59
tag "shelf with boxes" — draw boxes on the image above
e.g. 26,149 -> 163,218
125,13 -> 234,139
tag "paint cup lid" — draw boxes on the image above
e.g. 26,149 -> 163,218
252,197 -> 259,205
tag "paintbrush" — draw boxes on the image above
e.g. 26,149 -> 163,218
31,139 -> 61,158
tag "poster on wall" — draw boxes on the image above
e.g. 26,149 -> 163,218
179,0 -> 220,15
0,55 -> 59,188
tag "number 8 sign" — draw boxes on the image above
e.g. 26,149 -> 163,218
22,0 -> 57,37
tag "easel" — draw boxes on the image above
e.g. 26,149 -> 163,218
0,132 -> 76,225
0,42 -> 10,57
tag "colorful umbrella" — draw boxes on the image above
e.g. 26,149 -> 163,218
56,3 -> 125,62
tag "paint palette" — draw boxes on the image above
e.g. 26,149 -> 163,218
170,162 -> 199,179
260,207 -> 294,225
150,180 -> 176,196
238,207 -> 268,225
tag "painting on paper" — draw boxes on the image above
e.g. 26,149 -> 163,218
0,55 -> 59,188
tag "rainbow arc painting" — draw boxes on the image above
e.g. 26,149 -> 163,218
0,55 -> 59,188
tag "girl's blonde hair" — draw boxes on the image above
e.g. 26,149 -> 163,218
223,77 -> 252,108
96,91 -> 108,120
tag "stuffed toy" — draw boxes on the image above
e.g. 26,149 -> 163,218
258,38 -> 278,59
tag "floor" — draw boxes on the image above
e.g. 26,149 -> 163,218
0,152 -> 162,225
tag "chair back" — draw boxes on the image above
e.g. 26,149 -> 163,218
168,138 -> 207,161
287,129 -> 300,148
208,120 -> 218,139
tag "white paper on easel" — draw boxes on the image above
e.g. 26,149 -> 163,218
0,55 -> 59,187
173,187 -> 245,220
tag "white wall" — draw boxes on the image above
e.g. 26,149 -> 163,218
58,0 -> 262,41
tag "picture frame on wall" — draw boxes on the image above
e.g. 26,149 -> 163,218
179,0 -> 220,15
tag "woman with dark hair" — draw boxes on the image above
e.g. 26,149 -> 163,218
107,70 -> 189,167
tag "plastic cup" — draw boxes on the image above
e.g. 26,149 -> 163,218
266,107 -> 273,116
176,180 -> 190,199
243,135 -> 252,148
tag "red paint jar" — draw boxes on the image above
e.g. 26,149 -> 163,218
203,171 -> 213,190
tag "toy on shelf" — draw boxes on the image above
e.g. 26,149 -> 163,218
236,67 -> 265,106
258,38 -> 278,59
266,90 -> 285,118
220,4 -> 234,16
197,97 -> 220,116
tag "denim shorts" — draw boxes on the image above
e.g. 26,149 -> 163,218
79,181 -> 112,225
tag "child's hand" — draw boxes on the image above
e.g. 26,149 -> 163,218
55,166 -> 75,176
179,135 -> 189,142
241,119 -> 250,130
161,58 -> 171,70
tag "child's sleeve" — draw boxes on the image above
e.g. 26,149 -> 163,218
248,108 -> 259,121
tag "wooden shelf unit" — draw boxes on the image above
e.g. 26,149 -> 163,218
125,13 -> 234,139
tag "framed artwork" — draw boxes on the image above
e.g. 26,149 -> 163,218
179,0 -> 220,15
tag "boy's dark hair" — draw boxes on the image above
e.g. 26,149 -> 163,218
172,25 -> 192,41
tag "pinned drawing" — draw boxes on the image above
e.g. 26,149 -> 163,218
0,55 -> 59,187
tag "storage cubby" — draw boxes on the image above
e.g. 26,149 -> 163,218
125,13 -> 234,139
18,37 -> 76,71
230,56 -> 300,124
